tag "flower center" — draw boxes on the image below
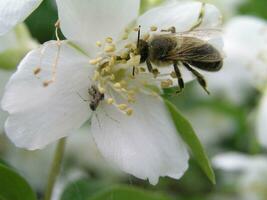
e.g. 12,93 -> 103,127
88,27 -> 164,116
88,35 -> 145,116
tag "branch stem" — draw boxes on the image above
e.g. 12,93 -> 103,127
44,138 -> 66,200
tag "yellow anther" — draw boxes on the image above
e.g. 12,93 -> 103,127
143,33 -> 150,41
118,104 -> 128,111
98,85 -> 105,94
93,71 -> 100,81
125,43 -> 133,49
109,56 -> 116,66
121,88 -> 128,93
105,37 -> 113,43
33,67 -> 41,75
126,109 -> 133,116
122,35 -> 128,40
120,51 -> 129,59
114,82 -> 122,89
127,96 -> 135,103
96,41 -> 102,47
89,57 -> 103,65
104,44 -> 116,53
160,79 -> 173,88
104,66 -> 112,73
109,74 -> 115,81
107,98 -> 114,105
120,80 -> 127,87
150,26 -> 158,32
128,55 -> 141,66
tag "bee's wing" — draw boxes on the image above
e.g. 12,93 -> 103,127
174,28 -> 222,41
165,35 -> 222,62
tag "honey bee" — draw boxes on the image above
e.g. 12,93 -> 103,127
137,26 -> 223,94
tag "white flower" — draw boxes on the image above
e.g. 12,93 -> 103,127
0,0 -> 43,36
213,152 -> 267,200
198,16 -> 267,104
1,0 -> 222,184
0,70 -> 13,132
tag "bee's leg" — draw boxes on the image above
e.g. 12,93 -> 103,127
161,26 -> 176,33
146,59 -> 159,78
146,59 -> 153,72
183,62 -> 210,94
189,2 -> 206,31
173,62 -> 184,93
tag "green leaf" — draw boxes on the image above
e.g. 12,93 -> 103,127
89,185 -> 173,200
164,99 -> 216,184
60,179 -> 110,200
0,164 -> 37,200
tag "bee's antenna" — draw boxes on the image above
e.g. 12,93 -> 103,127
137,25 -> 141,49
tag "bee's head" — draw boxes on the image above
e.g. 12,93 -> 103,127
137,39 -> 149,63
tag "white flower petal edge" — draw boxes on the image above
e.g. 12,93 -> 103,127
56,0 -> 140,54
91,94 -> 189,185
138,1 -> 222,33
0,0 -> 43,36
257,90 -> 267,148
0,70 -> 13,132
1,41 -> 93,150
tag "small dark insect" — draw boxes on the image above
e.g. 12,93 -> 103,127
137,26 -> 223,94
88,85 -> 104,111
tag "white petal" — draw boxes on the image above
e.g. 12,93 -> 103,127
223,16 -> 267,89
212,152 -> 252,171
213,152 -> 267,172
66,125 -> 123,175
56,0 -> 140,54
0,70 -> 13,132
1,41 -> 93,150
257,91 -> 267,148
206,0 -> 247,19
138,1 -> 222,33
0,0 -> 43,36
91,94 -> 189,185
